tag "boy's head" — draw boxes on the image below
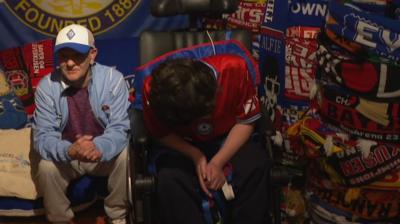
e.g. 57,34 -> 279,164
149,58 -> 217,126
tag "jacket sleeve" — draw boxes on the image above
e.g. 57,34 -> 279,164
33,76 -> 72,162
93,69 -> 130,161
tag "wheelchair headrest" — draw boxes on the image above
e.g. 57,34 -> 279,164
139,30 -> 252,64
151,0 -> 238,17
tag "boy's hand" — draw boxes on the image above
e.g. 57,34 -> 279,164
194,154 -> 212,198
205,161 -> 226,190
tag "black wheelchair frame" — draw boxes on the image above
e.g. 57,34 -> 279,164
127,0 -> 298,223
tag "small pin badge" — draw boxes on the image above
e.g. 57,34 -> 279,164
101,105 -> 110,111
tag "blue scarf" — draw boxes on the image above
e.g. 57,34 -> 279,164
327,1 -> 400,62
0,93 -> 28,129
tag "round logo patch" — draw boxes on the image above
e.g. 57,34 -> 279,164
196,122 -> 213,136
4,0 -> 141,36
6,69 -> 29,97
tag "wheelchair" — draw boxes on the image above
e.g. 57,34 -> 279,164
128,1 -> 297,223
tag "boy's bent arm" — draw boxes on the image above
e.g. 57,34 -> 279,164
210,122 -> 255,169
159,133 -> 204,164
159,133 -> 212,197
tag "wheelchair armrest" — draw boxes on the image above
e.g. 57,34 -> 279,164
128,108 -> 157,192
128,108 -> 157,223
256,106 -> 305,186
129,108 -> 148,146
258,106 -> 274,137
257,106 -> 275,159
270,165 -> 304,186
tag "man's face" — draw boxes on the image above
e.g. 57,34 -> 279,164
57,48 -> 97,84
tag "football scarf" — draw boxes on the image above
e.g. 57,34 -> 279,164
286,26 -> 320,39
326,15 -> 400,66
0,67 -> 10,96
0,47 -> 33,112
287,0 -> 330,28
309,192 -> 397,223
0,39 -> 54,116
308,198 -> 364,224
367,169 -> 400,191
309,185 -> 400,222
0,92 -> 28,129
226,1 -> 266,33
325,15 -> 363,55
0,69 -> 26,129
394,0 -> 400,19
22,39 -> 54,92
274,104 -> 310,167
308,158 -> 400,191
326,1 -> 400,62
324,25 -> 363,54
284,27 -> 319,101
296,116 -> 400,186
317,84 -> 400,143
317,33 -> 400,102
285,36 -> 318,69
284,64 -> 316,101
347,0 -> 388,15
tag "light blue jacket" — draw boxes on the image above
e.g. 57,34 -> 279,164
33,63 -> 130,162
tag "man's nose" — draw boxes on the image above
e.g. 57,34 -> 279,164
65,58 -> 76,67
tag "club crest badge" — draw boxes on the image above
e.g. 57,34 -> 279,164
4,0 -> 140,36
197,122 -> 213,136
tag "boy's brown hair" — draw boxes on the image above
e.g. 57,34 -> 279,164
149,58 -> 217,126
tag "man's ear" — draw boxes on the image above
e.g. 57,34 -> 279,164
89,48 -> 98,65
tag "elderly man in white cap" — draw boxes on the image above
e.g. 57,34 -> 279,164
33,24 -> 130,224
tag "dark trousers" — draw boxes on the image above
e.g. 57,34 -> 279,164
156,140 -> 270,224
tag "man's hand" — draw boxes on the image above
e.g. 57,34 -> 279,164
68,135 -> 102,162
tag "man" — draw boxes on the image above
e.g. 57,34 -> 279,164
33,24 -> 130,224
143,56 -> 269,224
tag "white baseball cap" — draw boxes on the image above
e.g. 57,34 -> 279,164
54,24 -> 95,54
